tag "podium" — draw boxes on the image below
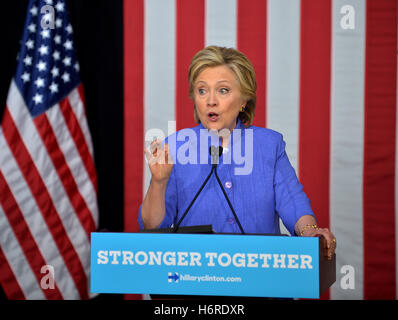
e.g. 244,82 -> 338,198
90,228 -> 335,299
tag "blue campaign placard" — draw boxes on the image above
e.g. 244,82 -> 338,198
90,232 -> 320,298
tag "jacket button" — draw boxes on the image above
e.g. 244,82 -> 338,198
225,181 -> 232,189
227,218 -> 235,224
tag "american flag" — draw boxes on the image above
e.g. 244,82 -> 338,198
0,0 -> 98,299
123,0 -> 397,299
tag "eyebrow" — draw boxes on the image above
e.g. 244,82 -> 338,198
195,80 -> 232,85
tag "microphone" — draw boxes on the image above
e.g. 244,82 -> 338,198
173,145 -> 245,234
210,145 -> 223,166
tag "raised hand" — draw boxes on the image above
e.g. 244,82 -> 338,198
144,139 -> 173,184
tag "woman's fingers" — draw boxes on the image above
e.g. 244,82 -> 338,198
163,143 -> 173,164
150,139 -> 161,155
144,140 -> 173,167
314,228 -> 336,260
144,147 -> 151,161
146,139 -> 162,164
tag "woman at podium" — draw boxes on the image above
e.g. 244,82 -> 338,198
139,46 -> 336,260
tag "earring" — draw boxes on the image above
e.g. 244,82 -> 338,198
240,106 -> 246,112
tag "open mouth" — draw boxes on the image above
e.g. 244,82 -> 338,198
207,112 -> 219,122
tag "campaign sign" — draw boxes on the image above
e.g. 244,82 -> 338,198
91,233 -> 320,298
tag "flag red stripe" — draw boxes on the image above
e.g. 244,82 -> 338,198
363,0 -> 397,299
0,247 -> 25,300
76,84 -> 87,108
299,0 -> 332,229
33,112 -> 96,239
59,94 -> 98,192
0,171 -> 63,299
237,0 -> 267,128
176,0 -> 205,131
123,0 -> 144,235
1,107 -> 89,299
299,0 -> 332,300
123,0 -> 145,300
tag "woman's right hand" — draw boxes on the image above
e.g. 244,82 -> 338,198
144,139 -> 173,184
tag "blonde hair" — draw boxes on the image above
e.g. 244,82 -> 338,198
188,46 -> 257,127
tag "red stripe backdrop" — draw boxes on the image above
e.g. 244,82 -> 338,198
299,0 -> 332,300
363,0 -> 397,299
123,0 -> 398,300
299,0 -> 332,230
124,0 -> 144,234
237,0 -> 267,128
176,0 -> 204,131
124,0 -> 144,300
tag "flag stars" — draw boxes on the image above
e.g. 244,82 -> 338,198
21,72 -> 30,83
23,55 -> 33,66
55,18 -> 62,28
40,29 -> 51,39
27,23 -> 36,33
32,93 -> 43,105
54,35 -> 61,44
51,66 -> 59,78
66,24 -> 73,34
34,77 -> 45,89
18,3 -> 81,107
25,39 -> 34,50
61,72 -> 70,83
49,81 -> 58,93
63,56 -> 72,67
53,50 -> 60,61
30,6 -> 38,16
38,45 -> 49,56
55,1 -> 65,12
63,40 -> 73,50
36,60 -> 47,72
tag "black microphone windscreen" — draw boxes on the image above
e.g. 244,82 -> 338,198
209,146 -> 222,165
209,146 -> 223,157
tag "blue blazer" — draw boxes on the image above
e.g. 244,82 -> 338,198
138,119 -> 315,235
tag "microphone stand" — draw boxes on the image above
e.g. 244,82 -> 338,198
213,166 -> 245,234
172,166 -> 215,233
173,146 -> 245,234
